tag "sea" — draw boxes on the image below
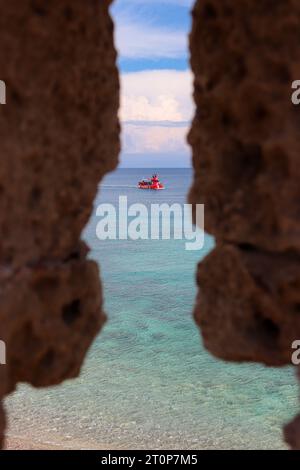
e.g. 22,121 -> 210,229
5,168 -> 298,449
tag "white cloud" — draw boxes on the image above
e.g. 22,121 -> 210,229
111,0 -> 192,61
123,95 -> 182,122
114,18 -> 188,60
122,123 -> 189,154
120,70 -> 193,122
120,70 -> 193,155
110,1 -> 194,163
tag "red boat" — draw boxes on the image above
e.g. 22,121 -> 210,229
138,174 -> 165,190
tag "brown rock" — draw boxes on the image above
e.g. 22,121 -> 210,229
2,245 -> 105,392
195,244 -> 300,366
189,0 -> 300,448
0,0 -> 119,268
0,0 -> 119,447
284,414 -> 300,450
189,0 -> 300,252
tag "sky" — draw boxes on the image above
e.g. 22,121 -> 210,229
110,0 -> 195,168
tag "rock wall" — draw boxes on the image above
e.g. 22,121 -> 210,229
1,0 -> 299,451
0,0 -> 119,447
189,0 -> 300,448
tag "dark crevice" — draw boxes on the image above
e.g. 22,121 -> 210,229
62,299 -> 81,326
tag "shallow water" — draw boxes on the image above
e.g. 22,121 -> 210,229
6,169 -> 297,449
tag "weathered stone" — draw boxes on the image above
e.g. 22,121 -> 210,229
2,245 -> 105,392
0,0 -> 119,447
285,413 -> 300,450
189,0 -> 300,448
195,244 -> 300,366
0,0 -> 119,268
189,0 -> 300,252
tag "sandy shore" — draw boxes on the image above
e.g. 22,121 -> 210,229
5,436 -> 75,450
5,434 -> 122,450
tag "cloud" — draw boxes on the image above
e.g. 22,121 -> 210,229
110,1 -> 194,165
114,17 -> 188,60
120,70 -> 193,122
120,70 -> 193,156
111,0 -> 193,61
122,123 -> 189,154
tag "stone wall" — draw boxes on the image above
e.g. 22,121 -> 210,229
0,0 -> 119,447
0,0 -> 299,451
189,0 -> 300,448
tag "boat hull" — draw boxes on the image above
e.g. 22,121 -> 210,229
138,184 -> 164,190
138,174 -> 165,190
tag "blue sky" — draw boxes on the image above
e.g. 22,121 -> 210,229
110,0 -> 194,168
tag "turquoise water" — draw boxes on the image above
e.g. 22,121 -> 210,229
6,169 -> 298,449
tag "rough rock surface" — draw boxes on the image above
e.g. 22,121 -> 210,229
195,245 -> 300,366
0,0 -> 119,447
189,0 -> 300,448
189,0 -> 300,252
284,414 -> 300,450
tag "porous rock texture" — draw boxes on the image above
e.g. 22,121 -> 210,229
0,0 -> 119,448
188,0 -> 300,448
